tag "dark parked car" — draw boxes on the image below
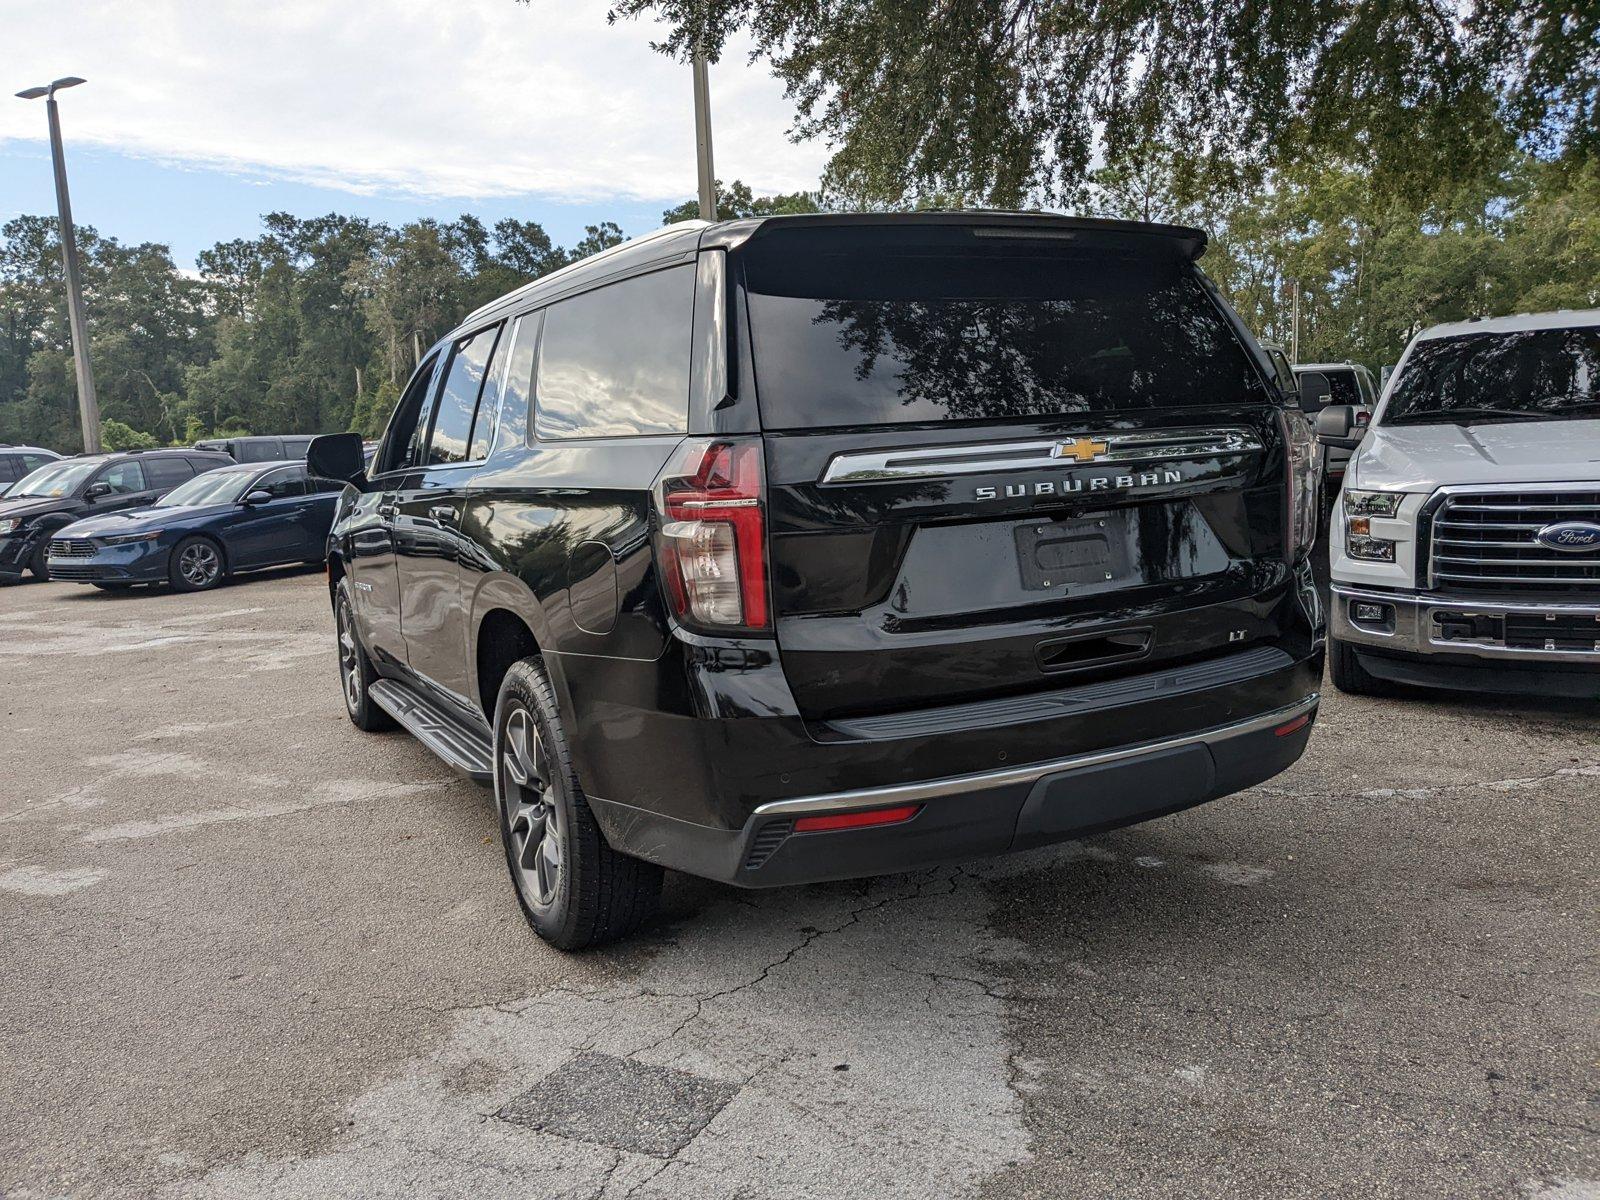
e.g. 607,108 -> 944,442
0,449 -> 232,583
310,213 -> 1324,950
47,461 -> 341,591
0,445 -> 61,496
193,434 -> 315,463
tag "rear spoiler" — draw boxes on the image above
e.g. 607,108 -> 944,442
701,211 -> 1208,261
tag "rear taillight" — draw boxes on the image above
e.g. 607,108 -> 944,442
1279,411 -> 1318,563
654,438 -> 769,632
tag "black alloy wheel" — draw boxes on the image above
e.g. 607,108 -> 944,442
493,657 -> 661,950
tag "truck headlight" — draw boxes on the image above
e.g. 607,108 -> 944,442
1345,490 -> 1403,517
0,518 -> 17,535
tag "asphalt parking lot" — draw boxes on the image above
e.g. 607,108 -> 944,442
1,569 -> 1595,1199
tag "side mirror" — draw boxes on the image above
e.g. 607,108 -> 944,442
84,482 -> 111,501
242,490 -> 274,506
307,433 -> 368,489
1316,405 -> 1362,449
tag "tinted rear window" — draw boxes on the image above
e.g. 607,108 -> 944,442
741,231 -> 1264,429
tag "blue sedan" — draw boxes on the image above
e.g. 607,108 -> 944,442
46,461 -> 343,592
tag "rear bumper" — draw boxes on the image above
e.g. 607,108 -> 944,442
587,694 -> 1318,887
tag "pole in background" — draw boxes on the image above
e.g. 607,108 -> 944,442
1290,278 -> 1301,364
692,44 -> 717,221
16,77 -> 101,453
413,330 -> 423,367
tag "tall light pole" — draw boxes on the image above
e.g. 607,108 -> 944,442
16,76 -> 101,453
691,44 -> 717,221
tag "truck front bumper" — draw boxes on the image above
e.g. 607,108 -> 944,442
1332,583 -> 1600,696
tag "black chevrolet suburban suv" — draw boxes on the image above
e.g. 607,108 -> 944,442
309,213 -> 1325,949
0,448 -> 233,582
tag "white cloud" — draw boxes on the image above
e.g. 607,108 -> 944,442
0,0 -> 827,202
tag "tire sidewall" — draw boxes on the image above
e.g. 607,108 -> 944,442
493,661 -> 581,945
169,535 -> 224,592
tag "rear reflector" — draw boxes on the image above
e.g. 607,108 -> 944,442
793,804 -> 922,833
1274,713 -> 1312,737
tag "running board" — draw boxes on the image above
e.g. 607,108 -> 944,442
368,679 -> 493,782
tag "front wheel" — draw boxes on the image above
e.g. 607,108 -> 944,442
169,536 -> 225,592
494,657 -> 661,950
335,580 -> 394,731
28,539 -> 50,581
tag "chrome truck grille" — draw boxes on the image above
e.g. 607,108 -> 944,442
1428,490 -> 1600,593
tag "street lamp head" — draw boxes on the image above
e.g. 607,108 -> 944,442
15,78 -> 86,101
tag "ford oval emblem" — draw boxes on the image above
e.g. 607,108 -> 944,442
1534,521 -> 1600,552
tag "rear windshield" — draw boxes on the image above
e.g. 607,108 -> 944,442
1384,326 -> 1600,426
741,229 -> 1265,430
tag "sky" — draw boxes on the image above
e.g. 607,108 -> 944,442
0,0 -> 829,268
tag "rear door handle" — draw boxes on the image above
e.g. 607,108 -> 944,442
428,505 -> 455,522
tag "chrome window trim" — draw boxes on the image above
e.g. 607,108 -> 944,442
751,694 -> 1319,817
818,426 -> 1263,486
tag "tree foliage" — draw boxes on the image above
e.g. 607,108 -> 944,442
610,0 -> 1595,209
0,210 -> 632,452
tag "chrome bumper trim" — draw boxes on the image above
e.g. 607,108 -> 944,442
752,694 -> 1320,817
1331,583 -> 1600,663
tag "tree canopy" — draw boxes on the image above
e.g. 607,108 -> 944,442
609,0 -> 1597,209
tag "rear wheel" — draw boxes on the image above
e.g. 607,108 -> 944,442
494,657 -> 661,950
335,580 -> 394,731
169,536 -> 224,592
1329,635 -> 1396,697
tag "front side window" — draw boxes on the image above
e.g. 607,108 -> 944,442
376,354 -> 442,475
741,229 -> 1265,429
427,324 -> 502,465
535,266 -> 694,439
255,465 -> 307,498
96,461 -> 147,494
1384,327 -> 1600,426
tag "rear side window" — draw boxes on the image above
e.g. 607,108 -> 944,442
20,454 -> 53,473
740,229 -> 1264,429
0,457 -> 18,484
427,324 -> 502,465
535,266 -> 694,439
145,458 -> 195,488
283,438 -> 313,459
237,439 -> 283,463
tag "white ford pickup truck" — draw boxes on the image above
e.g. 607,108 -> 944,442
1319,309 -> 1600,699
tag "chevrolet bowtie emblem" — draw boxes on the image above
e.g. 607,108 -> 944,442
1052,437 -> 1110,463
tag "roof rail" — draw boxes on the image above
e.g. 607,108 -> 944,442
462,220 -> 711,326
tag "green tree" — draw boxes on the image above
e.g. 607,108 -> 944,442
100,418 -> 159,450
610,0 -> 1591,208
660,178 -> 823,224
